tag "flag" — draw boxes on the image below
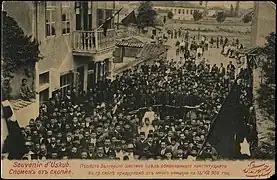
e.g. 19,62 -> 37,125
122,10 -> 138,26
1,101 -> 28,160
202,81 -> 247,159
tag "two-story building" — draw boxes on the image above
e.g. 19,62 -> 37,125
4,1 -> 116,104
153,1 -> 205,21
3,1 -> 117,126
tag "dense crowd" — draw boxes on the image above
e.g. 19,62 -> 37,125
8,27 -> 257,161
19,45 -> 240,160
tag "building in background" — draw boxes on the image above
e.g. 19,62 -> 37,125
3,1 -> 116,126
207,6 -> 225,17
251,1 -> 276,46
153,1 -> 204,21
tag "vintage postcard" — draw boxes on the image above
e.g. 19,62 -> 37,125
1,1 -> 275,179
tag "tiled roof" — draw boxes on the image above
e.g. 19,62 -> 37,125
116,41 -> 145,48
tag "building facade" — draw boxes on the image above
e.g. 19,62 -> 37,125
251,1 -> 276,46
207,7 -> 225,17
4,1 -> 116,105
153,2 -> 205,21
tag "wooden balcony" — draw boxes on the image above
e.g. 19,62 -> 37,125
72,29 -> 116,56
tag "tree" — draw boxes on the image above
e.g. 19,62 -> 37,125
256,32 -> 275,118
193,11 -> 203,22
167,11 -> 174,20
242,14 -> 252,23
136,1 -> 157,28
2,11 -> 42,100
216,12 -> 226,23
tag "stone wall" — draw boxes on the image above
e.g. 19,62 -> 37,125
251,2 -> 276,46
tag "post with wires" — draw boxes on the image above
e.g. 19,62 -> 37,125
198,28 -> 200,42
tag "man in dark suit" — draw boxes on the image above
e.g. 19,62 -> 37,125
94,146 -> 108,160
135,132 -> 146,156
218,63 -> 226,77
103,139 -> 116,157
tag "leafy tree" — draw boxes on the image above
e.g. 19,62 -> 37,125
256,32 -> 275,118
216,12 -> 226,23
242,14 -> 252,23
136,1 -> 157,28
167,11 -> 174,20
2,11 -> 42,100
193,11 -> 203,22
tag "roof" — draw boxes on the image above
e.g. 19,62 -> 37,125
116,41 -> 144,48
116,37 -> 145,48
153,1 -> 204,9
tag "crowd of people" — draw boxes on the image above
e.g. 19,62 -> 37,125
17,44 -> 241,161
4,26 -> 257,161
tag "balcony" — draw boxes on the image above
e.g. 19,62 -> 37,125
72,29 -> 116,56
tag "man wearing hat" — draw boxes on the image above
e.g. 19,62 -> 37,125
135,132 -> 146,157
139,118 -> 154,138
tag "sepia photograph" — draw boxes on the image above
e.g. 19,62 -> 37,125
1,0 -> 275,178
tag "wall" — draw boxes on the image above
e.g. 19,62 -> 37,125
251,2 -> 276,47
113,47 -> 123,63
124,47 -> 141,58
154,6 -> 204,20
35,2 -> 77,97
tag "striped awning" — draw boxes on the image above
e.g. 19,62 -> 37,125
116,41 -> 145,48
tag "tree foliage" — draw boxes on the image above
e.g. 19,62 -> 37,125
136,1 -> 157,28
193,11 -> 203,22
2,11 -> 42,77
242,14 -> 252,23
2,11 -> 42,100
216,12 -> 226,23
167,11 -> 174,20
256,32 -> 276,118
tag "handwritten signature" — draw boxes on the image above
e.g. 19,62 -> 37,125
243,161 -> 273,178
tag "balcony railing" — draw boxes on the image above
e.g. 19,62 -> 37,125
73,29 -> 115,54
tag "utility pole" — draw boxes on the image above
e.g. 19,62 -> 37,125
204,1 -> 208,17
235,1 -> 240,17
